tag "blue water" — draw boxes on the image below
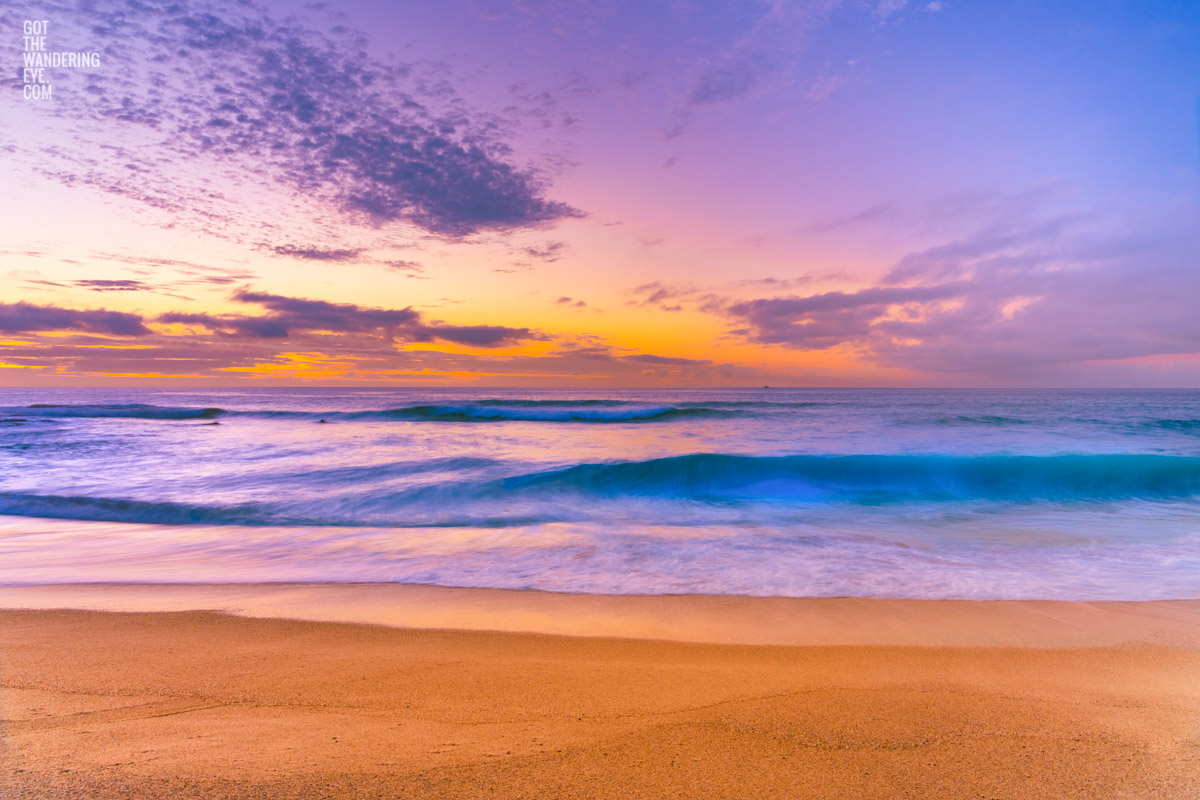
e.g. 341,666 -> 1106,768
1,388 -> 1199,599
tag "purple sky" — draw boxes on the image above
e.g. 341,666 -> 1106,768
1,0 -> 1198,386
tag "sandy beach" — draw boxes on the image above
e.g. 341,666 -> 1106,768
2,587 -> 1199,799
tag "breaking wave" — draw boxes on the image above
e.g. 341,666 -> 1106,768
3,453 -> 1199,527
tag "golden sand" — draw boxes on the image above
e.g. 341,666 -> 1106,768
1,588 -> 1199,798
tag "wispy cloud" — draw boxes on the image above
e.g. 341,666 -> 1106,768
519,241 -> 570,262
380,259 -> 426,276
73,279 -> 150,292
271,246 -> 364,263
626,281 -> 698,311
873,0 -> 908,21
1,0 -> 580,240
667,0 -> 845,138
804,202 -> 899,234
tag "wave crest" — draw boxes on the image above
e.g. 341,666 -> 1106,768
4,401 -> 735,423
3,453 -> 1199,527
17,403 -> 222,420
502,453 -> 1200,502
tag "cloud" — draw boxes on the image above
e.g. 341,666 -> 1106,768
271,246 -> 364,263
805,202 -> 898,233
882,210 -> 1083,285
732,276 -> 818,290
157,290 -> 407,339
626,281 -> 696,311
624,281 -> 723,313
717,196 -> 1200,379
154,289 -> 539,348
622,353 -> 712,366
519,241 -> 570,262
158,311 -> 291,340
74,279 -> 150,292
0,287 -> 559,385
24,267 -> 224,300
529,343 -> 723,378
874,0 -> 908,20
229,290 -> 417,333
668,0 -> 845,137
0,302 -> 152,336
412,323 -> 537,347
0,336 -> 268,377
0,305 -> 752,385
381,260 -> 425,275
724,284 -> 966,350
687,51 -> 777,109
555,296 -> 588,308
14,274 -> 67,290
803,71 -> 851,102
88,252 -> 258,287
2,0 -> 580,238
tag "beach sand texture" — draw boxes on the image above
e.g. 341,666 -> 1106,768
2,591 -> 1199,799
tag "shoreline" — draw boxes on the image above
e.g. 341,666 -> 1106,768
1,582 -> 1199,647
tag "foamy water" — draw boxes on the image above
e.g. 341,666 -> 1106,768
2,388 -> 1199,599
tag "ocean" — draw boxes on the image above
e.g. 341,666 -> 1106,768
1,387 -> 1198,600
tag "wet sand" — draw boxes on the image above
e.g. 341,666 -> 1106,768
2,587 -> 1199,798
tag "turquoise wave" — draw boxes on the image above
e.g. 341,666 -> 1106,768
2,453 -> 1199,527
499,453 -> 1200,503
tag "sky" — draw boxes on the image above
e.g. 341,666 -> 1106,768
1,0 -> 1198,387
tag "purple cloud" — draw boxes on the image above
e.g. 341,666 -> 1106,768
73,279 -> 150,292
381,260 -> 425,275
724,284 -> 967,350
271,246 -> 364,263
155,289 -> 538,347
520,241 -> 570,262
2,0 -> 580,238
717,200 -> 1200,378
627,281 -> 698,312
412,324 -> 536,347
0,302 -> 151,336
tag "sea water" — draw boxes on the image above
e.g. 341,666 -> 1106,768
1,387 -> 1198,599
